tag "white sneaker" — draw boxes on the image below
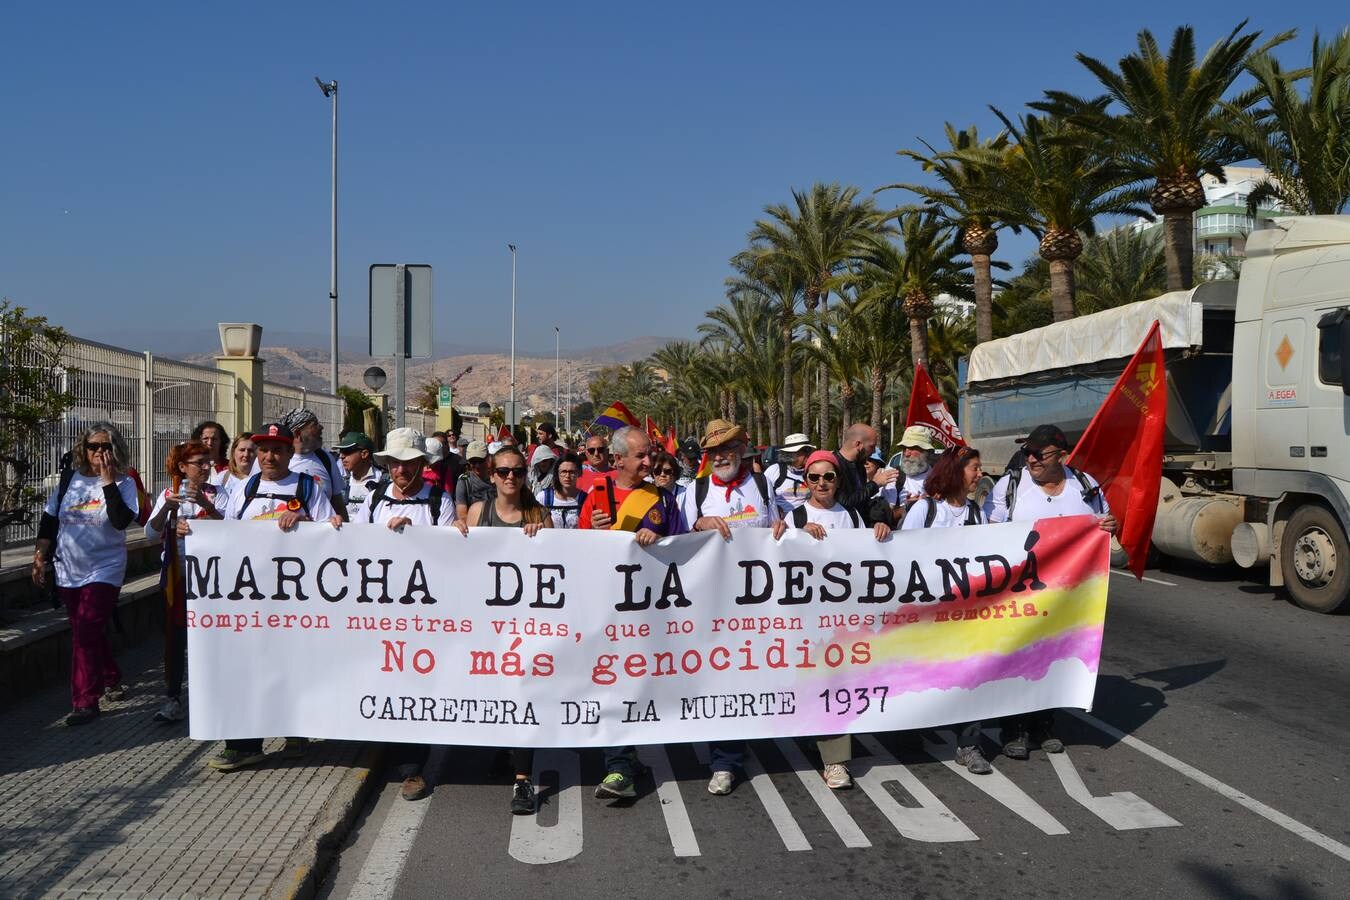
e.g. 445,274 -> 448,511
707,770 -> 734,795
154,698 -> 184,723
823,763 -> 852,790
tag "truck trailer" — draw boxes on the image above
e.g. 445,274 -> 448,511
960,215 -> 1350,613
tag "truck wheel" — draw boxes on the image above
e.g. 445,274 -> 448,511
1280,505 -> 1350,613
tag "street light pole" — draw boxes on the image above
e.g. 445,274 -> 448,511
508,244 -> 517,422
316,76 -> 339,394
554,326 -> 560,427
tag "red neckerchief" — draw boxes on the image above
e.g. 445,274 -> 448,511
710,465 -> 749,501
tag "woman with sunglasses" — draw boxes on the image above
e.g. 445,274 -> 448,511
536,451 -> 586,529
145,440 -> 224,724
32,423 -> 140,726
764,450 -> 889,792
458,446 -> 551,815
648,450 -> 684,500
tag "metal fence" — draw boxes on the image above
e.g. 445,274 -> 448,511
4,335 -> 349,549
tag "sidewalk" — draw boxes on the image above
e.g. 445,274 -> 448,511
0,640 -> 380,899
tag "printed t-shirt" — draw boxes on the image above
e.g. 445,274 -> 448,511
356,480 -> 457,527
44,473 -> 140,588
578,481 -> 686,535
679,473 -> 780,530
145,484 -> 223,556
535,487 -> 584,529
901,497 -> 985,530
764,463 -> 810,514
344,464 -> 385,519
221,472 -> 336,522
576,468 -> 613,494
787,502 -> 859,531
986,466 -> 1107,524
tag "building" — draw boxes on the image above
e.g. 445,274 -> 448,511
1132,164 -> 1284,260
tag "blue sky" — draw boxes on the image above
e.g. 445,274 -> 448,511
2,2 -> 1342,356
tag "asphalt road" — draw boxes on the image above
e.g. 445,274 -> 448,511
321,562 -> 1350,899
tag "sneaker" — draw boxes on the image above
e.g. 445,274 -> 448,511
154,698 -> 184,723
511,779 -> 537,815
823,764 -> 852,790
1001,730 -> 1030,760
707,771 -> 734,795
594,771 -> 636,799
208,747 -> 267,772
955,744 -> 993,775
1036,732 -> 1065,754
401,774 -> 429,802
103,684 -> 127,702
280,738 -> 309,759
65,706 -> 99,727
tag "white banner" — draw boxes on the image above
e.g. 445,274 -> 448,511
184,517 -> 1109,747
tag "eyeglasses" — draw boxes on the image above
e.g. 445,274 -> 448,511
494,466 -> 527,479
710,444 -> 744,458
1024,446 -> 1061,462
85,442 -> 112,452
557,468 -> 579,477
806,472 -> 837,484
184,459 -> 212,468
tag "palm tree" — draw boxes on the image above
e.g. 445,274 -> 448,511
926,309 -> 976,406
728,250 -> 804,438
698,293 -> 782,442
1036,22 -> 1292,291
968,111 -> 1150,321
803,305 -> 866,429
831,291 -> 909,431
1074,227 -> 1167,313
1224,30 -> 1350,216
883,124 -> 1009,345
747,182 -> 887,445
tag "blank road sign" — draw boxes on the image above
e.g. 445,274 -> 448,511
369,264 -> 433,358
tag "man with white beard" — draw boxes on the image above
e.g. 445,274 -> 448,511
893,425 -> 944,511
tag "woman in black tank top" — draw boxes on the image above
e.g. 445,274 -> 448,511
463,447 -> 550,816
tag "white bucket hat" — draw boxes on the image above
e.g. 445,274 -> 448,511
376,427 -> 428,464
779,433 -> 814,453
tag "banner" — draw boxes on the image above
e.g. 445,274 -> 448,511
906,362 -> 966,449
184,516 -> 1109,746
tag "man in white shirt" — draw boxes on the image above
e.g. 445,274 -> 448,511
247,408 -> 349,519
892,425 -> 943,510
337,432 -> 384,520
763,432 -> 814,515
680,419 -> 780,538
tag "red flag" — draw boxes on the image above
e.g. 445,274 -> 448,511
645,417 -> 663,446
906,363 -> 966,449
497,424 -> 512,442
1066,320 -> 1167,578
664,426 -> 677,455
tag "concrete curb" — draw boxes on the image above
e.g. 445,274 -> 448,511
271,743 -> 388,900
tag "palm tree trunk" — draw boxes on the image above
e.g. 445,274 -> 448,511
816,296 -> 829,448
1049,259 -> 1077,321
870,367 -> 885,432
780,315 -> 793,439
749,401 -> 760,446
765,396 -> 780,445
801,361 -> 812,435
1163,211 -> 1194,292
909,316 -> 930,370
973,252 -> 994,344
841,384 -> 856,429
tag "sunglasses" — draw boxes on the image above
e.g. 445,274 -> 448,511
494,466 -> 527,479
85,442 -> 113,452
585,447 -> 607,455
806,472 -> 837,484
652,467 -> 676,476
1024,446 -> 1062,462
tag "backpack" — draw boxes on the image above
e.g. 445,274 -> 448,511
235,472 -> 317,519
541,485 -> 587,520
921,497 -> 983,528
1004,466 -> 1102,518
366,481 -> 445,523
791,504 -> 859,529
694,470 -> 772,520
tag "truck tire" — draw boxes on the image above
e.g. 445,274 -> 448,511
1280,505 -> 1350,614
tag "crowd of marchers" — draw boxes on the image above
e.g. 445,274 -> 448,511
33,410 -> 1115,817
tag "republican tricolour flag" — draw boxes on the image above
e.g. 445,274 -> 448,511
906,363 -> 966,449
1067,320 -> 1167,579
594,401 -> 639,431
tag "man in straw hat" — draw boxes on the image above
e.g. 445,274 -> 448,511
679,419 -> 780,538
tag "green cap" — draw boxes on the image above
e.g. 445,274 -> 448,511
337,431 -> 374,452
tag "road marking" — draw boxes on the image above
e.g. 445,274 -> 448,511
854,735 -> 978,843
346,747 -> 445,900
1110,569 -> 1177,586
1045,747 -> 1181,830
923,732 -> 1069,835
773,738 -> 872,848
744,746 -> 812,851
637,746 -> 701,857
1071,710 -> 1350,863
509,750 -> 584,865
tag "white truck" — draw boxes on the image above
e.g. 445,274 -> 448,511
960,215 -> 1350,613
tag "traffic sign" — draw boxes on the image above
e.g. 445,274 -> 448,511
438,385 -> 452,408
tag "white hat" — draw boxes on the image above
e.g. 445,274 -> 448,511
897,424 -> 943,451
487,440 -> 504,455
424,436 -> 445,463
376,428 -> 428,463
780,433 -> 814,453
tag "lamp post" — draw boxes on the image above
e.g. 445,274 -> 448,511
508,244 -> 517,422
315,76 -> 339,394
554,326 -> 560,428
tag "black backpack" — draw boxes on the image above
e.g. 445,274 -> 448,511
366,481 -> 445,523
694,471 -> 772,520
236,472 -> 318,519
791,504 -> 859,529
1004,466 -> 1102,517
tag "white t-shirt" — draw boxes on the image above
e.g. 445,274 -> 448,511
344,464 -> 385,518
145,483 -> 224,555
221,471 -> 336,522
208,466 -> 230,488
898,471 -> 927,504
901,497 -> 985,530
787,502 -> 860,531
44,473 -> 140,588
986,466 -> 1108,524
679,473 -> 781,530
217,472 -> 249,505
535,487 -> 584,529
764,464 -> 810,514
355,480 -> 457,527
251,449 -> 346,502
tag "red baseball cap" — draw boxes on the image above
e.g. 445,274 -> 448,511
251,422 -> 295,445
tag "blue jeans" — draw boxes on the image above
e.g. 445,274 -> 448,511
710,740 -> 745,773
603,745 -> 639,778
